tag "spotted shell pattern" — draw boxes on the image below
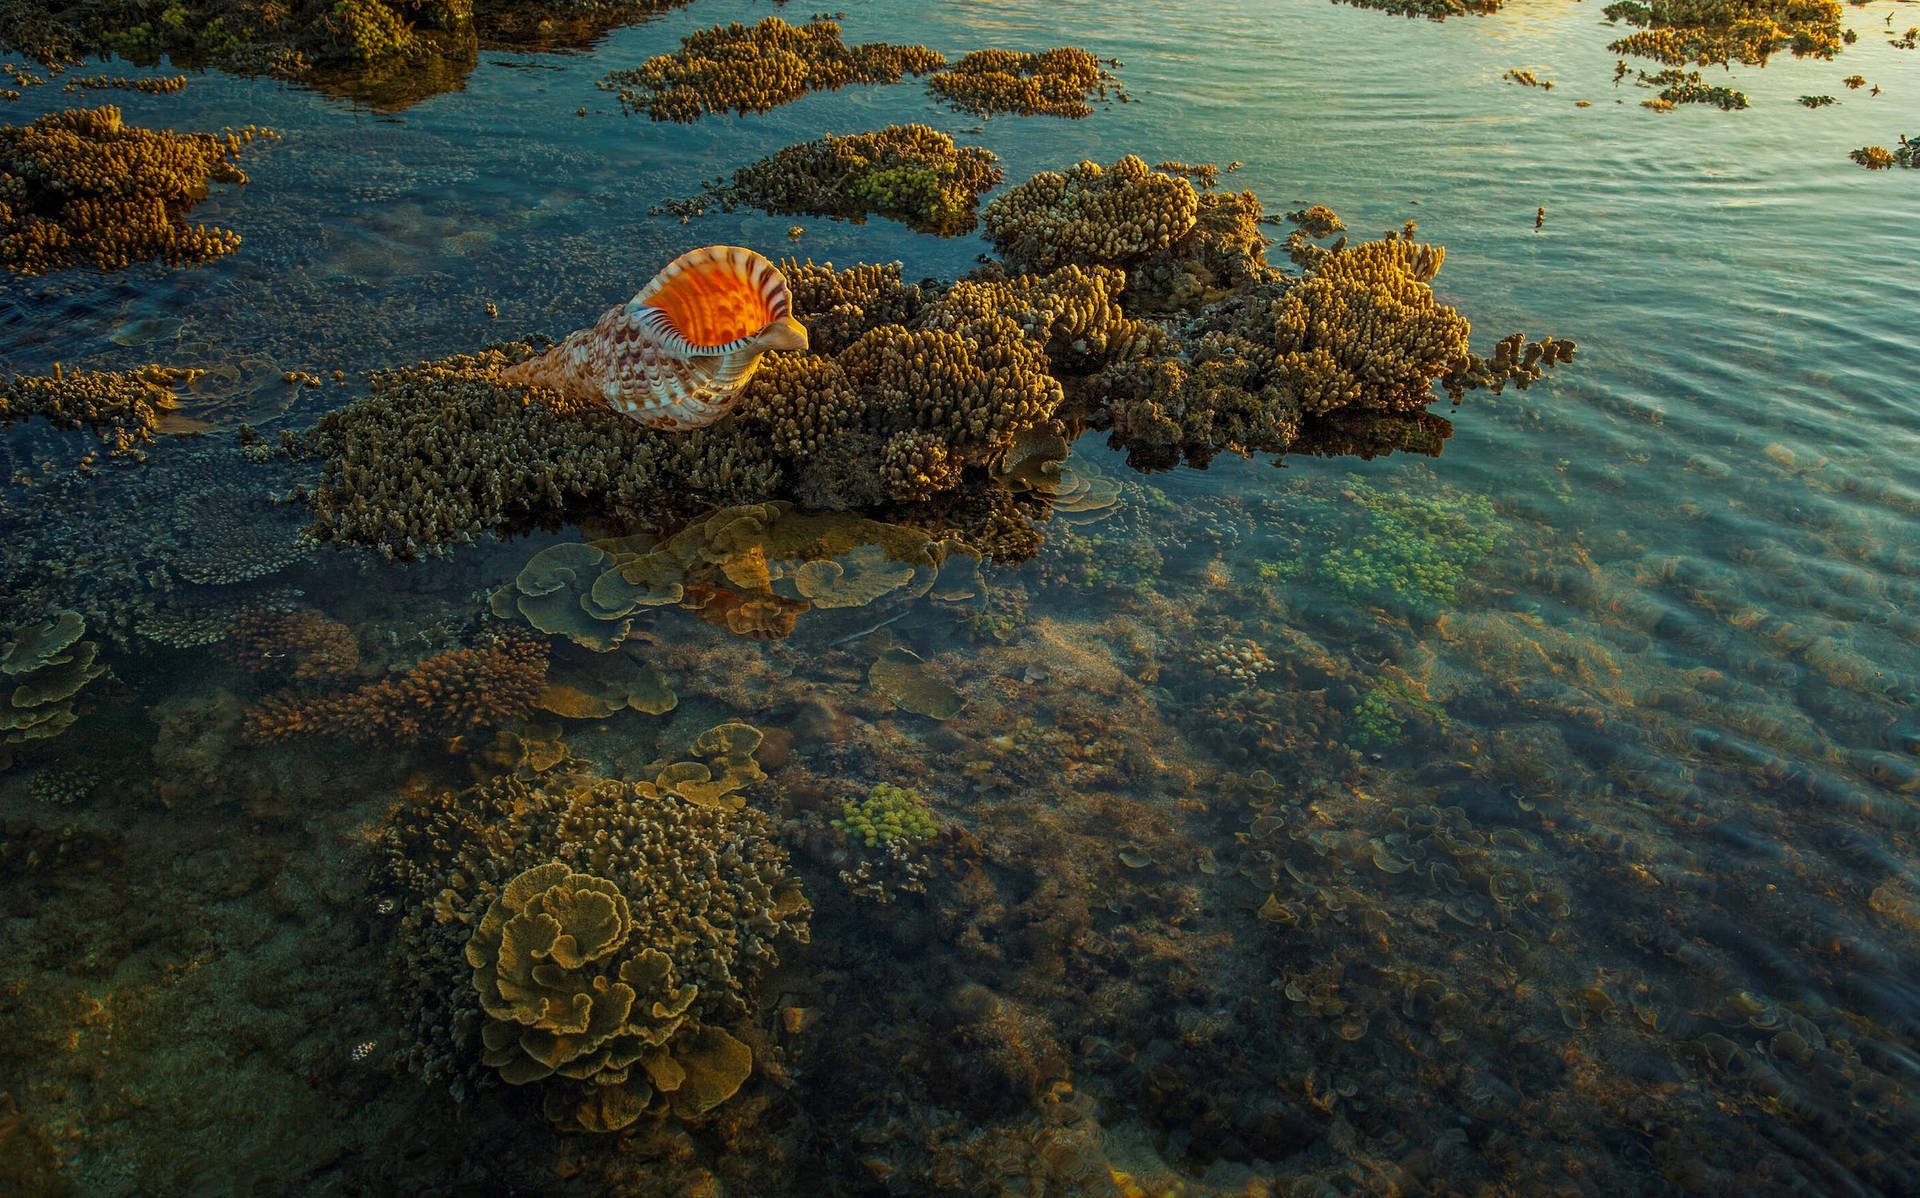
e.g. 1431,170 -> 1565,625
500,245 -> 808,431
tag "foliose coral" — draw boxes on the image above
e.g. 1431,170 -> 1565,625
1,607 -> 110,764
601,16 -> 945,121
0,106 -> 273,274
926,47 -> 1120,118
376,752 -> 810,1130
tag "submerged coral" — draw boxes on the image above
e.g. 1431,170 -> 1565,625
1,607 -> 110,764
376,753 -> 809,1130
601,16 -> 945,121
241,631 -> 547,743
0,106 -> 273,274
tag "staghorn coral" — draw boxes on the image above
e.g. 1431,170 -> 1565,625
681,125 -> 1002,237
926,47 -> 1120,119
0,105 -> 273,274
600,16 -> 945,122
1602,0 -> 1849,68
375,753 -> 809,1130
0,363 -> 199,456
241,630 -> 546,743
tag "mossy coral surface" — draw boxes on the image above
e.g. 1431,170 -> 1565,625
0,106 -> 271,274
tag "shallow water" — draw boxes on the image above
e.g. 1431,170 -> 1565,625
4,0 -> 1920,1193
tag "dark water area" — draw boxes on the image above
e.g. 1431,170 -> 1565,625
4,0 -> 1920,1193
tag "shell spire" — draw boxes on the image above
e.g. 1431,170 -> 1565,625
500,246 -> 807,431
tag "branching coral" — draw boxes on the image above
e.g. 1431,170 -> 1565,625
683,124 -> 1002,236
1602,0 -> 1849,67
0,106 -> 273,274
216,610 -> 360,681
375,754 -> 809,1130
600,16 -> 945,121
0,363 -> 200,456
981,155 -> 1201,274
926,47 -> 1120,118
241,631 -> 546,743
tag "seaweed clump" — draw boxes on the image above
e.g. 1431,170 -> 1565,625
925,47 -> 1121,118
684,124 -> 1002,236
0,105 -> 272,274
1602,0 -> 1850,67
375,754 -> 809,1130
601,16 -> 946,121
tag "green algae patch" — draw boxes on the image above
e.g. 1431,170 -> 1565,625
1258,474 -> 1498,613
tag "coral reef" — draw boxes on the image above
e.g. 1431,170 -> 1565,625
376,752 -> 809,1130
678,125 -> 1002,237
926,47 -> 1121,119
0,363 -> 200,456
0,106 -> 273,274
241,631 -> 546,743
601,17 -> 945,121
1332,0 -> 1502,17
293,161 -> 1572,560
1636,68 -> 1748,111
1602,0 -> 1849,68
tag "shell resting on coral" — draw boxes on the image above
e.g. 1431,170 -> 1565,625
501,245 -> 808,430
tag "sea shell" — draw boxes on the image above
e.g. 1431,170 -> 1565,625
500,245 -> 808,430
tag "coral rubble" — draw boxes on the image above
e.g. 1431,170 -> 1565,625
601,16 -> 945,121
0,106 -> 272,274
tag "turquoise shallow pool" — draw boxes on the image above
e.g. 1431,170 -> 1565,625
4,1 -> 1920,1192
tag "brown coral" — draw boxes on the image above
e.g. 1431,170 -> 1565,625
0,363 -> 200,457
217,610 -> 360,681
0,106 -> 273,274
601,17 -> 945,122
241,631 -> 546,743
926,47 -> 1120,118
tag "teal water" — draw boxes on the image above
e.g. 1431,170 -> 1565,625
4,0 -> 1920,1192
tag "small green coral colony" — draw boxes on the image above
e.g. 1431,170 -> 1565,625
833,782 -> 937,846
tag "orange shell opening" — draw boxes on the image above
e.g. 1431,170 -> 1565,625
648,254 -> 775,348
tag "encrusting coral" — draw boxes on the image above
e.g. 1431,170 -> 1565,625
601,16 -> 946,122
292,159 -> 1573,560
0,106 -> 274,274
926,47 -> 1121,118
375,745 -> 810,1130
674,124 -> 1003,237
241,630 -> 546,743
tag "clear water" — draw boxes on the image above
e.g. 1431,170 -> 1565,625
4,0 -> 1920,1192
